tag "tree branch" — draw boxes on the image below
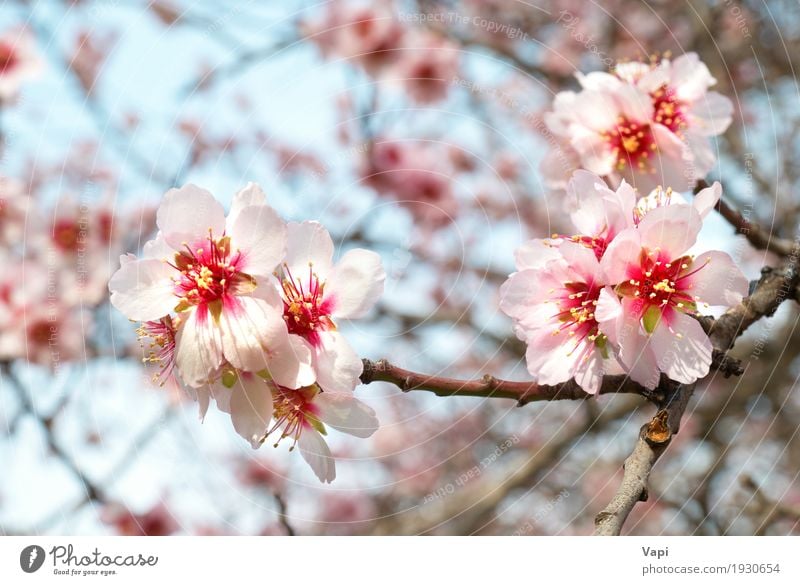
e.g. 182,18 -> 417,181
594,261 -> 800,535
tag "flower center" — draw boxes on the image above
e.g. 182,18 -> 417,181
615,249 -> 709,332
548,281 -> 605,357
171,231 -> 250,308
651,85 -> 686,134
265,385 -> 323,449
280,263 -> 335,346
52,219 -> 83,252
137,316 -> 178,385
28,319 -> 54,345
602,116 -> 658,173
0,42 -> 19,75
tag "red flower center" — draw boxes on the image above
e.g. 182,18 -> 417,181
0,42 -> 19,75
281,264 -> 335,347
171,232 -> 250,307
267,385 -> 321,449
652,85 -> 686,134
602,116 -> 658,173
550,280 -> 605,355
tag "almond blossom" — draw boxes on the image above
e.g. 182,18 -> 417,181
266,383 -> 378,483
0,29 -> 42,101
277,221 -> 385,393
109,183 -> 314,389
597,204 -> 748,388
544,53 -> 731,195
499,240 -> 615,394
581,53 -> 733,182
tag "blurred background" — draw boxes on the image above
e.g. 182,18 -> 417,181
1,0 -> 799,535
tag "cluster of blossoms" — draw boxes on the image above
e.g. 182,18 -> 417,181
501,170 -> 748,393
303,1 -> 459,104
0,174 -> 150,369
542,53 -> 733,195
109,184 -> 384,482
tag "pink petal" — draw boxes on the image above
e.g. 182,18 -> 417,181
108,258 -> 176,322
316,391 -> 379,438
325,249 -> 385,319
600,228 -> 642,284
157,184 -> 225,250
692,181 -> 721,219
637,203 -> 702,258
650,311 -> 712,384
685,251 -> 749,307
671,53 -> 716,102
688,91 -> 733,136
513,239 -> 563,271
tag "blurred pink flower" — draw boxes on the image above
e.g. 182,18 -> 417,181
0,28 -> 42,102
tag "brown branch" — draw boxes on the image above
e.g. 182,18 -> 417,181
694,180 -> 797,256
360,358 -> 655,405
594,261 -> 800,535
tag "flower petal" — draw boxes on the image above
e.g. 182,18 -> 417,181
637,202 -> 702,258
284,221 -> 335,281
685,250 -> 749,307
175,306 -> 224,387
157,184 -> 226,250
219,296 -> 284,374
108,258 -> 176,322
266,334 -> 316,389
650,311 -> 712,384
229,373 -> 274,449
314,332 -> 363,393
298,429 -> 335,483
325,249 -> 385,319
229,204 -> 287,279
227,182 -> 267,229
316,391 -> 379,438
692,181 -> 721,219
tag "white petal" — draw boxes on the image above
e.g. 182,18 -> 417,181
671,53 -> 716,102
230,373 -> 274,449
142,232 -> 174,259
157,184 -> 226,250
314,332 -> 363,393
219,296 -> 284,374
513,239 -> 563,271
325,249 -> 385,319
316,391 -> 379,438
175,307 -> 224,387
298,429 -> 335,483
266,334 -> 316,389
650,311 -> 712,384
284,221 -> 334,281
688,91 -> 733,136
227,182 -> 267,229
229,204 -> 287,279
615,301 -> 661,389
595,287 -> 623,345
108,258 -> 176,321
686,251 -> 749,307
692,181 -> 721,219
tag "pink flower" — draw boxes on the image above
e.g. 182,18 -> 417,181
266,384 -> 378,483
0,29 -> 42,102
583,53 -> 733,181
0,176 -> 31,247
499,240 -> 615,394
109,183 -> 314,389
545,80 -> 694,193
391,35 -> 459,104
278,221 -> 385,393
597,204 -> 748,388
